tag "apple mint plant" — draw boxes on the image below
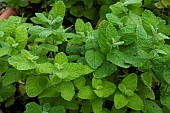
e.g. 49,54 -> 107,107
0,0 -> 170,113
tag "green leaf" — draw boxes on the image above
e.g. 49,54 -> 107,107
49,106 -> 66,113
54,52 -> 68,65
162,0 -> 170,7
93,61 -> 117,78
137,82 -> 155,100
2,69 -> 21,86
99,5 -> 111,20
98,20 -> 118,54
94,80 -> 116,98
40,44 -> 58,52
92,78 -> 103,90
36,63 -> 56,74
0,47 -> 11,57
38,85 -> 60,98
78,86 -> 96,99
84,65 -> 95,75
111,106 -> 127,113
57,81 -> 75,101
160,86 -> 170,109
127,93 -> 144,110
28,26 -> 44,35
91,98 -> 103,113
48,1 -> 66,20
106,13 -> 121,25
75,19 -> 85,33
43,103 -> 50,111
38,29 -> 53,39
142,10 -> 157,35
8,54 -> 37,70
26,76 -> 48,97
109,2 -> 127,17
80,101 -> 93,113
35,13 -> 50,23
107,50 -> 131,68
141,72 -> 152,87
121,73 -> 138,91
114,92 -> 129,109
163,70 -> 170,84
15,26 -> 28,50
73,76 -> 86,90
0,31 -> 4,37
82,0 -> 93,8
84,7 -> 97,20
31,0 -> 41,3
118,84 -> 134,96
24,102 -> 42,113
57,63 -> 84,81
48,75 -> 62,87
0,85 -> 16,102
85,50 -> 104,69
70,5 -> 84,17
123,0 -> 142,6
143,100 -> 163,113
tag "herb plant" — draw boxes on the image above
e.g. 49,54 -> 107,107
1,0 -> 170,113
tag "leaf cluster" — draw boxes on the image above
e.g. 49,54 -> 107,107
1,0 -> 170,113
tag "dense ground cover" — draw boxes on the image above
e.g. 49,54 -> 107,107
0,0 -> 170,113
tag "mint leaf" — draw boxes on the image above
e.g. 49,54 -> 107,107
107,50 -> 131,68
118,84 -> 134,97
94,80 -> 116,98
121,73 -> 137,91
143,100 -> 163,113
75,18 -> 85,33
24,102 -> 42,113
163,70 -> 170,84
141,72 -> 153,87
93,61 -> 117,78
123,0 -> 142,6
137,81 -> 155,100
38,29 -> 53,39
70,5 -> 84,17
0,47 -> 11,57
114,92 -> 129,109
57,81 -> 75,101
61,63 -> 85,81
142,10 -> 157,35
49,106 -> 65,113
15,26 -> 28,50
54,52 -> 68,65
48,1 -> 66,20
92,78 -> 103,90
36,63 -> 56,74
78,86 -> 96,99
40,44 -> 58,52
109,2 -> 127,17
0,85 -> 16,102
73,76 -> 86,90
26,76 -> 48,97
8,54 -> 37,70
85,50 -> 104,69
35,13 -> 49,23
2,69 -> 21,86
80,101 -> 92,113
91,98 -> 103,113
98,20 -> 118,54
38,85 -> 60,98
127,93 -> 144,110
43,103 -> 50,111
84,65 -> 94,75
106,13 -> 121,25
